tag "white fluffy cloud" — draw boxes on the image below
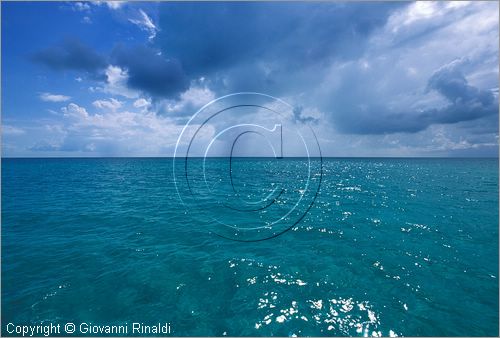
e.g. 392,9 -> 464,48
133,98 -> 152,113
92,1 -> 125,10
36,102 -> 214,156
39,92 -> 71,102
133,98 -> 151,108
106,1 -> 125,10
62,103 -> 90,119
162,84 -> 216,114
96,65 -> 140,99
73,2 -> 91,12
93,98 -> 123,111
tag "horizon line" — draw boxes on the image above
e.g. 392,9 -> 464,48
2,156 -> 499,159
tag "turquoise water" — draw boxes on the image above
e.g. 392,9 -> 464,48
2,158 -> 498,336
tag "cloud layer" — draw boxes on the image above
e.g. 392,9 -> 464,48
3,1 -> 498,157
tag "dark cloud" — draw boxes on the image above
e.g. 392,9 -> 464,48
33,38 -> 189,99
32,38 -> 106,74
151,2 -> 498,143
156,2 -> 403,78
111,45 -> 189,99
427,60 -> 496,122
29,3 -> 404,104
332,60 -> 498,135
293,106 -> 318,124
458,113 -> 499,135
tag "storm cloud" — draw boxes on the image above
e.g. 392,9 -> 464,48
32,38 -> 107,74
332,59 -> 498,135
111,45 -> 189,99
155,2 -> 403,76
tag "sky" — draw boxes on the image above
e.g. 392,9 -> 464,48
2,1 -> 499,157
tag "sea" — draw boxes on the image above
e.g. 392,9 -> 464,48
2,158 -> 498,336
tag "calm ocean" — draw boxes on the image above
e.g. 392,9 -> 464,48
2,158 -> 498,336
